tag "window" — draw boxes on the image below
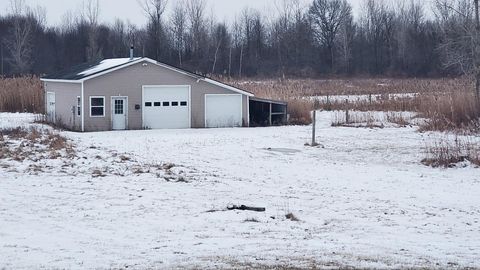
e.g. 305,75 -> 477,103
145,102 -> 152,107
77,96 -> 81,116
172,101 -> 179,106
163,102 -> 170,106
180,101 -> 188,106
154,102 -> 161,107
114,99 -> 124,115
90,97 -> 105,117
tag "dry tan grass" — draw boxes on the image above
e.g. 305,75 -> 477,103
417,92 -> 479,133
224,77 -> 479,130
225,77 -> 471,97
0,76 -> 44,113
422,136 -> 480,167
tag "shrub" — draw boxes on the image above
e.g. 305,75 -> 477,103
422,136 -> 480,167
417,92 -> 479,133
287,99 -> 312,125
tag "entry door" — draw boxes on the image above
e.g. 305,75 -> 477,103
112,97 -> 127,130
46,92 -> 56,123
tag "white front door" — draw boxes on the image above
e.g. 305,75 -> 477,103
205,94 -> 243,128
46,92 -> 56,123
112,97 -> 127,130
142,86 -> 190,129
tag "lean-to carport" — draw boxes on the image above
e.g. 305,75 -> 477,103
249,97 -> 288,126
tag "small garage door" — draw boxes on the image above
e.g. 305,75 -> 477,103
143,86 -> 190,129
205,94 -> 242,128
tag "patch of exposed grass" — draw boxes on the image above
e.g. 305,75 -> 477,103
285,213 -> 300,221
243,218 -> 260,223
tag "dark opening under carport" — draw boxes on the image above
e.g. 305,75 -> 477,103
249,97 -> 288,127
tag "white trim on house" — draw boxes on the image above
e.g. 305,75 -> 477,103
40,79 -> 83,83
81,82 -> 85,132
44,82 -> 47,117
246,95 -> 250,127
46,91 -> 56,124
204,94 -> 243,128
89,96 -> 106,118
141,85 -> 192,129
202,78 -> 254,97
40,58 -> 254,97
111,96 -> 128,130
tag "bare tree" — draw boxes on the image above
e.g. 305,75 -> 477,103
231,16 -> 243,77
139,0 -> 168,60
309,0 -> 351,72
474,0 -> 480,106
337,9 -> 355,73
83,0 -> 102,61
4,0 -> 33,73
31,5 -> 47,29
271,0 -> 298,78
435,0 -> 480,107
359,0 -> 395,74
187,0 -> 206,57
394,0 -> 426,72
110,19 -> 127,57
171,1 -> 187,66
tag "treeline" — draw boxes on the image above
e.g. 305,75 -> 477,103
0,0 -> 472,78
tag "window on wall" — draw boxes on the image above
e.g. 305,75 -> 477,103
77,97 -> 81,116
90,97 -> 105,117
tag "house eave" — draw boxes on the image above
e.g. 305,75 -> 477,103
40,78 -> 82,83
202,78 -> 255,97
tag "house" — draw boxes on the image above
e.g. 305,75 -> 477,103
40,53 -> 287,132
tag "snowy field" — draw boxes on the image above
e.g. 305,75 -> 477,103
1,112 -> 479,269
305,93 -> 419,103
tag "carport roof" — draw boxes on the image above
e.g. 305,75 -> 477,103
250,97 -> 288,105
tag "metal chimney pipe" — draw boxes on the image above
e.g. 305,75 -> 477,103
130,46 -> 134,60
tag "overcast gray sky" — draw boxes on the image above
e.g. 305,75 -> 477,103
0,0 -> 368,27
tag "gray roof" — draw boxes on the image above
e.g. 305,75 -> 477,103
41,57 -> 255,96
42,58 -> 142,80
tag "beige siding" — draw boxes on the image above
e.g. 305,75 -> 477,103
44,82 -> 81,131
83,61 -> 249,131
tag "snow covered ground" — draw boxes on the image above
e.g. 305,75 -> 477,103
1,112 -> 479,269
305,93 -> 419,103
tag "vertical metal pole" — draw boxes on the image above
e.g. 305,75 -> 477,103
269,102 -> 272,126
345,99 -> 350,124
312,110 -> 316,146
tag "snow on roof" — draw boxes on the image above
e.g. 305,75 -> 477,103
78,58 -> 141,77
41,57 -> 141,81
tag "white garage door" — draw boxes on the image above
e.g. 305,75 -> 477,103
205,94 -> 242,128
143,86 -> 190,129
